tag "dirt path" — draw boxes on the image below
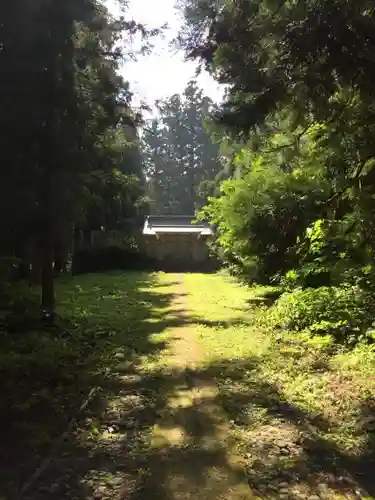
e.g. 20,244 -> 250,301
20,274 -> 253,500
18,272 -> 373,500
137,276 -> 253,499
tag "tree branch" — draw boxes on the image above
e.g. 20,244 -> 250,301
326,155 -> 374,206
262,124 -> 312,154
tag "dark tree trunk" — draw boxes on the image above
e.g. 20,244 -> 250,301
54,249 -> 64,275
39,70 -> 57,318
38,1 -> 77,320
41,149 -> 55,317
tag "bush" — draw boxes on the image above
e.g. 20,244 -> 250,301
280,266 -> 332,290
0,259 -> 41,334
271,286 -> 375,343
72,246 -> 157,274
198,151 -> 328,283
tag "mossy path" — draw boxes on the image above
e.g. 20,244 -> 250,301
138,277 -> 252,499
6,272 -> 375,499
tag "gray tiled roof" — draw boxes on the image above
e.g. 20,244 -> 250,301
143,215 -> 213,235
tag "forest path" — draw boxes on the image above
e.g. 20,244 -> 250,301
17,272 -> 373,500
134,274 -> 253,499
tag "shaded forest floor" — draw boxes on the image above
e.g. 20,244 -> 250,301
1,272 -> 375,499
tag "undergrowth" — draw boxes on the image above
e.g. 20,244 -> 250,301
0,271 -> 171,497
184,273 -> 375,459
270,285 -> 375,344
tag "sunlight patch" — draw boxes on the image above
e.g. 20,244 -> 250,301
151,424 -> 187,448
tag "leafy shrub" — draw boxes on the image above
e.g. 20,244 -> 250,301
280,269 -> 300,290
72,246 -> 157,274
294,216 -> 375,290
0,271 -> 41,333
198,149 -> 328,283
271,286 -> 375,343
280,266 -> 331,290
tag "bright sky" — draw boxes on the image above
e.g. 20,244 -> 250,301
108,0 -> 224,112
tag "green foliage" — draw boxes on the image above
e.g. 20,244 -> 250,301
0,281 -> 41,334
286,210 -> 375,290
0,0 -> 148,312
178,0 -> 375,348
72,246 -> 157,274
271,286 -> 375,343
199,137 -> 328,282
179,0 -> 375,136
142,80 -> 223,214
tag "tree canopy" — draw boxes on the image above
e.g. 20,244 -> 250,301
178,0 -> 375,343
142,80 -> 224,214
0,0 -> 148,314
179,0 -> 375,132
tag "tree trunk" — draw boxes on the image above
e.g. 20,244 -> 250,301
41,151 -> 55,317
40,68 -> 57,318
29,243 -> 42,284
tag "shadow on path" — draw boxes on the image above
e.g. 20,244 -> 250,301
7,272 -> 375,500
0,272 -> 177,499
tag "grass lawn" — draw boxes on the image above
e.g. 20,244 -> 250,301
1,271 -> 375,499
184,273 -> 375,498
0,272 -> 177,498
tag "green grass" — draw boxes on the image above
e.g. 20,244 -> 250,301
184,274 -> 272,359
2,271 -> 375,498
184,273 -> 375,471
0,271 -> 179,497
